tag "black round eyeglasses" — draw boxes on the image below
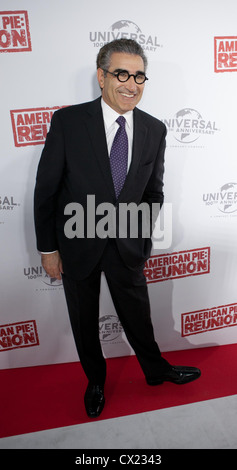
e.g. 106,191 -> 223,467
104,69 -> 148,84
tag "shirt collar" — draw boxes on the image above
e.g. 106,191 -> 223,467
101,98 -> 133,131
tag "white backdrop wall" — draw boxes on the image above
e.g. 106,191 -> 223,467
0,0 -> 237,369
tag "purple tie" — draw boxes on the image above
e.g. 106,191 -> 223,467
110,116 -> 128,198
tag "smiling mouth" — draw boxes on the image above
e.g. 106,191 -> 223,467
120,92 -> 137,98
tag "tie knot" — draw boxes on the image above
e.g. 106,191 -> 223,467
116,116 -> 126,128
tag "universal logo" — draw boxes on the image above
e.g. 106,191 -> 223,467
162,108 -> 220,147
89,19 -> 162,52
99,315 -> 123,343
203,182 -> 237,216
23,265 -> 63,287
0,195 -> 20,211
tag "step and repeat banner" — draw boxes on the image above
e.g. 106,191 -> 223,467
1,0 -> 237,369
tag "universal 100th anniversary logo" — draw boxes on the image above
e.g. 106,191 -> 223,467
162,108 -> 220,148
89,20 -> 162,52
203,182 -> 237,217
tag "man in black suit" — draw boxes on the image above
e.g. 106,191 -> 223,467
34,39 -> 200,418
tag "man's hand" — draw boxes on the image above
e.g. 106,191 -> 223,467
41,251 -> 63,280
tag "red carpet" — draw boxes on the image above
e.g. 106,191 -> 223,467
1,344 -> 237,438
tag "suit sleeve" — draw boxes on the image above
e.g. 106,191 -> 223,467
142,125 -> 167,232
34,111 -> 65,252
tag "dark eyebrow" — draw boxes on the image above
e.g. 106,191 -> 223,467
112,68 -> 127,73
112,68 -> 145,75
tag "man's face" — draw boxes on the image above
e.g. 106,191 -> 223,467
97,52 -> 146,114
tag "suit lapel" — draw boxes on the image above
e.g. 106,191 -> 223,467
85,98 -> 116,199
118,107 -> 148,201
85,99 -> 148,202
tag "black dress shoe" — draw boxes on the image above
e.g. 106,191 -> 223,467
146,366 -> 201,385
84,383 -> 105,418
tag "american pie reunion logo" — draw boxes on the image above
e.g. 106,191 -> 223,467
144,247 -> 210,283
0,320 -> 39,351
10,106 -> 66,147
0,10 -> 31,53
214,36 -> 237,72
182,303 -> 237,337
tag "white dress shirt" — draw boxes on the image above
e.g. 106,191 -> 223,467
101,98 -> 133,172
41,98 -> 133,254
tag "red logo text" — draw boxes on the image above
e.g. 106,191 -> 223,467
0,320 -> 39,351
0,10 -> 31,53
181,303 -> 237,336
214,36 -> 237,72
10,106 -> 63,147
144,247 -> 210,283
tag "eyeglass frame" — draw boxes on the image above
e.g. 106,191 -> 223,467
103,69 -> 149,84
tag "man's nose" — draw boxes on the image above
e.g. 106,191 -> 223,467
125,76 -> 137,91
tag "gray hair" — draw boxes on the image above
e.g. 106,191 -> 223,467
96,38 -> 148,72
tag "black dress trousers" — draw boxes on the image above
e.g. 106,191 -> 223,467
62,239 -> 170,385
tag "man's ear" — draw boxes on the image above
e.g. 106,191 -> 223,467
97,68 -> 105,90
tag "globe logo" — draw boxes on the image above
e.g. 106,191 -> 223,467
218,183 -> 237,213
110,20 -> 142,35
163,108 -> 219,145
89,20 -> 160,51
99,315 -> 123,342
174,108 -> 203,143
43,276 -> 62,287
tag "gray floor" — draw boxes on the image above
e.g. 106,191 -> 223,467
1,394 -> 237,449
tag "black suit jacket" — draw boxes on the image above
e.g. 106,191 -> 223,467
34,97 -> 166,280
